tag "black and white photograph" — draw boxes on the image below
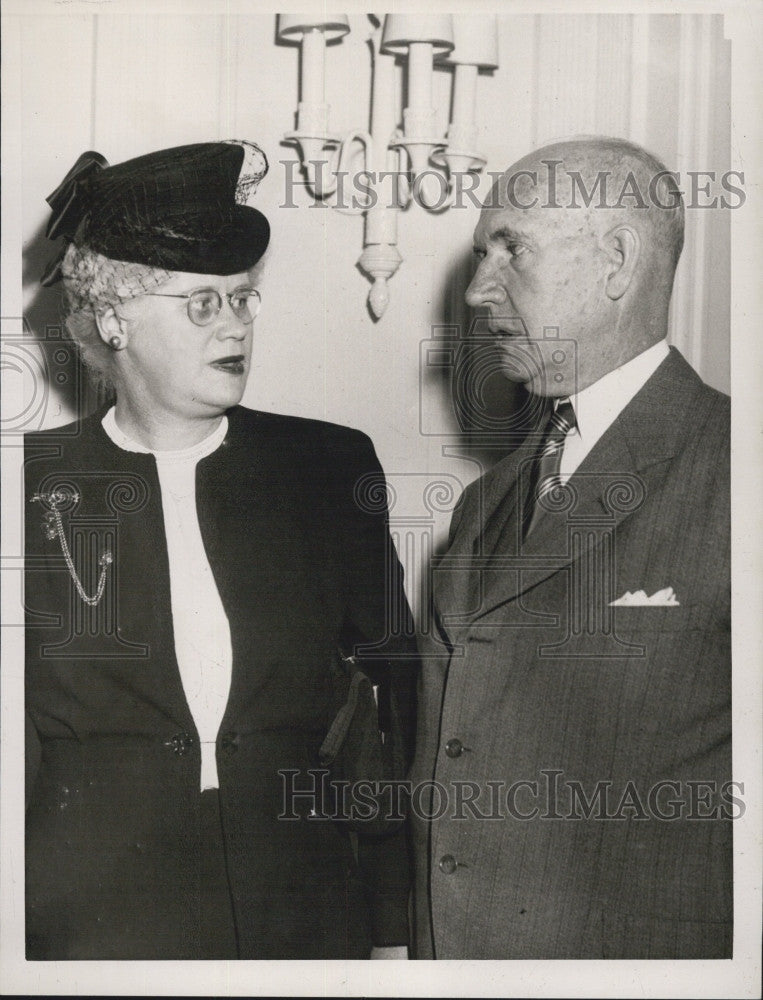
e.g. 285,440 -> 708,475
1,0 -> 760,996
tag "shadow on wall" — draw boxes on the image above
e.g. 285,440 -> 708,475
21,219 -> 99,429
425,245 -> 537,471
418,246 -> 546,562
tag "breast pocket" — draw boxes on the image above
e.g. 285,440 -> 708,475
612,602 -> 714,635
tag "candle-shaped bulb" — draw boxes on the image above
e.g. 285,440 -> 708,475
301,28 -> 325,104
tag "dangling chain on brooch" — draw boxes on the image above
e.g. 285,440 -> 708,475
31,490 -> 113,607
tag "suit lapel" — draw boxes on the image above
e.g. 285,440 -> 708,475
437,348 -> 709,628
477,418 -> 641,615
434,447 -> 525,630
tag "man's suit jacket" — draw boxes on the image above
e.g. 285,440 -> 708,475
412,348 -> 732,959
25,405 -> 418,960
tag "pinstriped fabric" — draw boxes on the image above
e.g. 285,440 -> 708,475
413,349 -> 732,959
523,397 -> 577,538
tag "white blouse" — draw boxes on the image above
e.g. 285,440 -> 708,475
102,408 -> 232,791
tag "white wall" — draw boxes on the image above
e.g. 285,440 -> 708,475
8,6 -> 732,620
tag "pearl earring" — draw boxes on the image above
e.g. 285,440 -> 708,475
109,335 -> 123,350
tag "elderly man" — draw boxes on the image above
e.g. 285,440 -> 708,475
412,137 -> 731,959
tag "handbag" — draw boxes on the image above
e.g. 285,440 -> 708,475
318,646 -> 407,836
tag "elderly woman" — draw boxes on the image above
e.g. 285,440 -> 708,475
25,141 -> 417,960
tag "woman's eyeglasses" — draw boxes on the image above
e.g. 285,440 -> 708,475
144,287 -> 262,326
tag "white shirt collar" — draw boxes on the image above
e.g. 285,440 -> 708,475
101,406 -> 228,463
546,340 -> 669,481
567,339 -> 670,447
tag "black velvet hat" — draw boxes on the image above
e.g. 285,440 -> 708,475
41,140 -> 270,285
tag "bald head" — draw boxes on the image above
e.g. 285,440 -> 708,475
494,137 -> 685,284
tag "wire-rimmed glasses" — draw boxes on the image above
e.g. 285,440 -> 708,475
144,287 -> 262,326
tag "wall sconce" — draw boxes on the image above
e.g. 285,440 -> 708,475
278,14 -> 350,193
278,14 -> 498,319
380,14 -> 454,209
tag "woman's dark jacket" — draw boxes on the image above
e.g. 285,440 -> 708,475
24,405 -> 418,960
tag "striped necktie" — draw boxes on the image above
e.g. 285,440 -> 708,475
522,397 -> 577,539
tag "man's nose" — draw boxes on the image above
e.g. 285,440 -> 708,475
465,260 -> 506,309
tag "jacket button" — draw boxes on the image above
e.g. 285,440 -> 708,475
164,732 -> 193,756
445,738 -> 465,758
439,854 -> 458,875
221,731 -> 239,755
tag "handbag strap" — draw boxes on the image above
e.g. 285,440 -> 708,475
318,669 -> 367,765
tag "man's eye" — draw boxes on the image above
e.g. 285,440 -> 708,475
506,242 -> 527,258
473,247 -> 486,260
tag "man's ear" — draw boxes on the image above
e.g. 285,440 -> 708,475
94,306 -> 128,348
602,224 -> 640,300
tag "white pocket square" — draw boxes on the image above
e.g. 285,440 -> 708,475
609,586 -> 680,607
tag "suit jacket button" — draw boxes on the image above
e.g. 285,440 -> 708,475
221,731 -> 239,755
445,738 -> 465,758
439,854 -> 458,875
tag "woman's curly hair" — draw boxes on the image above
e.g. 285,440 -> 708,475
60,243 -> 171,394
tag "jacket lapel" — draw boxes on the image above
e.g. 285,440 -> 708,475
433,447 -> 525,630
477,418 -> 642,615
51,412 -> 198,731
437,348 -> 709,629
196,408 -> 324,719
